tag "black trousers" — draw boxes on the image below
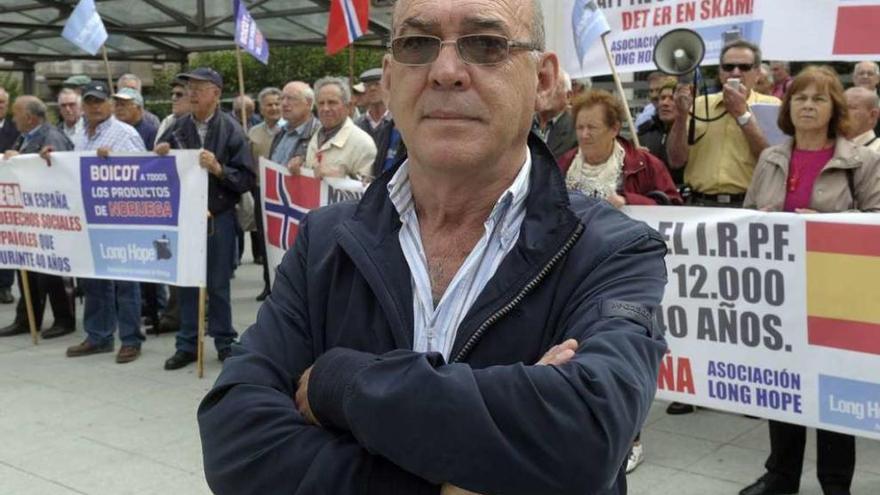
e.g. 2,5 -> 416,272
253,187 -> 270,293
765,420 -> 855,492
14,271 -> 75,329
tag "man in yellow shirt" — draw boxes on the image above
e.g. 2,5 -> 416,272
667,39 -> 781,207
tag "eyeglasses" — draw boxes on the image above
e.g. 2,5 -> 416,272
720,63 -> 755,72
171,91 -> 185,100
388,34 -> 541,66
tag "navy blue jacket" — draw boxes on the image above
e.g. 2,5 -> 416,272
158,111 -> 254,215
198,136 -> 668,495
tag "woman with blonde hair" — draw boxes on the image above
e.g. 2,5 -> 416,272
740,66 -> 880,495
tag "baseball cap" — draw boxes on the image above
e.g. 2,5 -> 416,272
359,68 -> 383,83
177,67 -> 223,89
82,81 -> 111,100
63,75 -> 92,88
113,87 -> 144,107
352,83 -> 366,94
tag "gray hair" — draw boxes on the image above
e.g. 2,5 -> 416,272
845,86 -> 880,109
117,73 -> 142,91
720,39 -> 762,67
257,87 -> 282,104
314,76 -> 351,105
21,97 -> 47,120
854,61 -> 880,75
57,87 -> 81,105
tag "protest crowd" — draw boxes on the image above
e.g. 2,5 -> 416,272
1,0 -> 879,494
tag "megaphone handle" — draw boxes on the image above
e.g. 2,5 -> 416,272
688,83 -> 697,146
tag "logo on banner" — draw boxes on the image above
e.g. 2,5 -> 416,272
263,167 -> 320,250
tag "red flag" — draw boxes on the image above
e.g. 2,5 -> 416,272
326,0 -> 370,55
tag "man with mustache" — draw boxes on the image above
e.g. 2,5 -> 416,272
198,1 -> 668,494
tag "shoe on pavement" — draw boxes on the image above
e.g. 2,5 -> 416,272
0,287 -> 14,304
666,402 -> 696,415
739,474 -> 799,495
116,345 -> 141,364
218,347 -> 232,362
41,324 -> 75,339
164,350 -> 197,370
255,288 -> 270,302
0,322 -> 29,337
66,340 -> 113,357
625,442 -> 644,474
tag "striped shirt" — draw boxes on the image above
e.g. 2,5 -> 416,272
388,152 -> 531,360
74,116 -> 146,153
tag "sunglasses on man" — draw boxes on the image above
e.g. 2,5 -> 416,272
720,63 -> 754,72
389,34 -> 541,66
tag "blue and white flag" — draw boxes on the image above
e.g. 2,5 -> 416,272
234,0 -> 270,65
571,0 -> 610,67
61,0 -> 108,56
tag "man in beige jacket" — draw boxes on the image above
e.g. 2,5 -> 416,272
303,76 -> 376,182
845,86 -> 880,153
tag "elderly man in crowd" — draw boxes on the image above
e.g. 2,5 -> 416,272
155,68 -> 254,370
57,88 -> 85,140
61,81 -> 146,364
533,67 -> 577,160
116,73 -> 160,127
0,96 -> 76,339
356,67 -> 403,178
634,71 -> 668,129
197,0 -> 668,494
638,76 -> 683,185
846,86 -> 880,153
770,61 -> 793,99
0,86 -> 20,304
301,76 -> 376,181
113,87 -> 157,151
247,86 -> 283,289
233,94 -> 260,129
156,77 -> 190,146
852,61 -> 880,92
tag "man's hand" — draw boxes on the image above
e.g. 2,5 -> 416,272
97,146 -> 111,159
3,150 -> 19,161
294,366 -> 321,426
536,338 -> 578,366
441,484 -> 481,495
286,156 -> 304,175
38,145 -> 54,167
154,142 -> 171,156
199,149 -> 223,177
673,84 -> 693,118
722,82 -> 749,118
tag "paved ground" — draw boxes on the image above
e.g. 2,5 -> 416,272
1,255 -> 878,494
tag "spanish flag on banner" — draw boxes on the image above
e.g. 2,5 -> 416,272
807,222 -> 880,355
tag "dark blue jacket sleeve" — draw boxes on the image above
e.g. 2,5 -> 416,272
197,216 -> 439,495
307,223 -> 668,495
217,119 -> 254,194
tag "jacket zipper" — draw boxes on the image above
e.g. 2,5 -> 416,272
451,222 -> 586,363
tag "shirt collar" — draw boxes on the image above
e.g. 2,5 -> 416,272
194,112 -> 215,126
366,109 -> 390,127
284,116 -> 313,136
388,147 -> 531,246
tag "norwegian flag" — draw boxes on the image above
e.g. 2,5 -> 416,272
326,0 -> 369,55
263,167 -> 321,250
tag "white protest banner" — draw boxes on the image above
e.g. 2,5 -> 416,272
626,206 -> 880,440
545,0 -> 880,78
0,151 -> 207,286
259,157 -> 366,285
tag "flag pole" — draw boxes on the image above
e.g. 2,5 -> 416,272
197,286 -> 207,378
600,33 -> 640,148
100,45 -> 114,92
234,45 -> 248,129
348,44 -> 356,95
19,270 -> 39,345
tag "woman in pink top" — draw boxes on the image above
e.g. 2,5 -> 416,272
741,66 -> 880,495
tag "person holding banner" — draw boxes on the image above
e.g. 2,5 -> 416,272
61,81 -> 147,364
0,96 -> 76,339
740,65 -> 880,495
155,68 -> 254,370
198,0 -> 668,494
0,86 -> 20,305
558,89 -> 682,207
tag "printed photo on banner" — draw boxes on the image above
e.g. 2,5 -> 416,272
625,206 -> 880,441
